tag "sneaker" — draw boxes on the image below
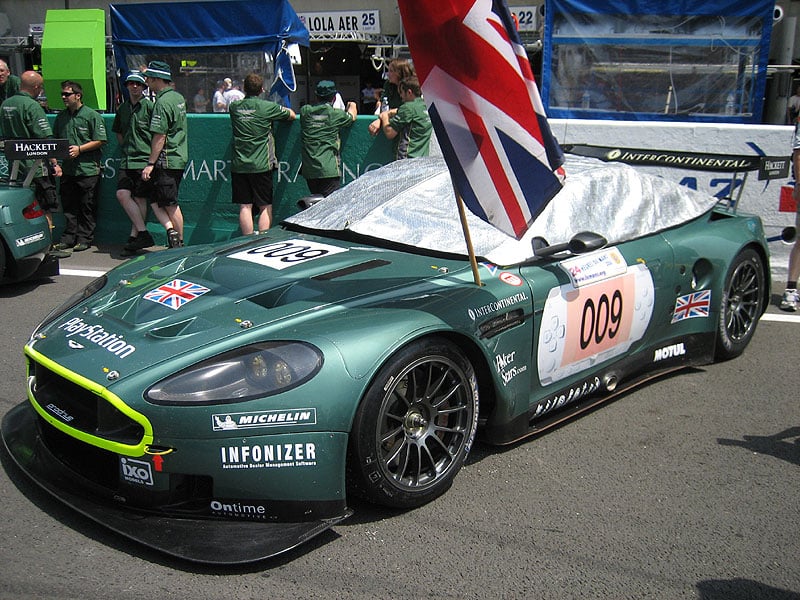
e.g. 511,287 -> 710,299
780,288 -> 799,312
52,242 -> 73,251
166,228 -> 181,249
49,249 -> 72,259
124,230 -> 155,252
72,242 -> 91,252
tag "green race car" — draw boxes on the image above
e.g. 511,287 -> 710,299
2,155 -> 769,564
0,182 -> 58,283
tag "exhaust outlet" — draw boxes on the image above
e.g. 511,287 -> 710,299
603,374 -> 618,392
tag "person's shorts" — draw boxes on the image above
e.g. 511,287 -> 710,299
231,171 -> 274,208
118,168 -> 155,199
33,176 -> 59,212
149,168 -> 183,207
307,176 -> 341,198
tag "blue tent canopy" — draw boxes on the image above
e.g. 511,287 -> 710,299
110,0 -> 309,102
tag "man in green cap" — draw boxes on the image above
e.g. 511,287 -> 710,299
378,76 -> 432,160
229,72 -> 295,235
112,70 -> 155,255
141,60 -> 187,248
299,80 -> 357,197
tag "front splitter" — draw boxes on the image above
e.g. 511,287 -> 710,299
1,402 -> 351,565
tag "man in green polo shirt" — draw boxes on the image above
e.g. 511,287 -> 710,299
0,59 -> 21,105
379,76 -> 433,160
113,71 -> 156,253
0,70 -> 62,235
141,60 -> 187,248
112,71 -> 155,255
229,72 -> 295,235
52,80 -> 107,253
299,80 -> 357,197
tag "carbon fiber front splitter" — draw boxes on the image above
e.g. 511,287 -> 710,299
1,402 -> 351,565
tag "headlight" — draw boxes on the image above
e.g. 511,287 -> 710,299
145,342 -> 323,405
33,275 -> 107,336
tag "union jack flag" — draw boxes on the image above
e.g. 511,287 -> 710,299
397,0 -> 565,239
671,290 -> 711,323
143,279 -> 211,310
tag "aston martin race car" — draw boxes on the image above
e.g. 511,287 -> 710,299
2,155 -> 769,564
0,178 -> 57,283
0,146 -> 60,283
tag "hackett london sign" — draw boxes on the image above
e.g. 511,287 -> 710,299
3,138 -> 69,160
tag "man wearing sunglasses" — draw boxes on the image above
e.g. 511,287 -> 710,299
51,81 -> 107,254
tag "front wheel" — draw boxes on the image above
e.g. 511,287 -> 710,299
347,337 -> 479,509
715,248 -> 765,360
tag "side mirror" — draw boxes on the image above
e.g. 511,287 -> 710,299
297,195 -> 325,210
532,231 -> 608,258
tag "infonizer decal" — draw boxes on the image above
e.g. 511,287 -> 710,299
537,263 -> 654,386
228,239 -> 347,270
671,290 -> 711,323
220,443 -> 318,469
143,279 -> 211,310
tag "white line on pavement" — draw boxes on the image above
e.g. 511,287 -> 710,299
760,312 -> 800,323
59,268 -> 107,278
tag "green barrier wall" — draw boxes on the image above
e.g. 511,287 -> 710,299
50,114 -> 394,246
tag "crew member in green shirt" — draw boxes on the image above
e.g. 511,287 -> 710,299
0,70 -> 62,235
52,80 -> 107,253
141,60 -> 188,248
379,76 -> 433,160
299,80 -> 357,197
0,59 -> 21,105
112,71 -> 155,255
229,72 -> 295,235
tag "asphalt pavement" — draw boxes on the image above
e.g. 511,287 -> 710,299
0,245 -> 798,600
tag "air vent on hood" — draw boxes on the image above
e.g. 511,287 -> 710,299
148,318 -> 199,339
311,259 -> 391,281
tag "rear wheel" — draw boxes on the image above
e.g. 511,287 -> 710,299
347,337 -> 479,508
715,248 -> 764,360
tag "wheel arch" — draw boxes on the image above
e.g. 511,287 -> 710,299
742,241 -> 770,316
347,329 -> 498,433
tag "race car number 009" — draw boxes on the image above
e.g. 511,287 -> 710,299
537,264 -> 654,385
229,240 -> 348,270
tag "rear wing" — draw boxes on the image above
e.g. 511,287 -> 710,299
1,138 -> 69,188
563,144 -> 790,212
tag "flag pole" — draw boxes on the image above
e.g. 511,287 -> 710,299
452,180 -> 482,287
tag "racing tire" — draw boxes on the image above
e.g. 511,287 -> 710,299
347,337 -> 479,509
0,243 -> 5,281
715,248 -> 765,361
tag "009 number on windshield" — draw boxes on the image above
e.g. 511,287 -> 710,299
228,239 -> 348,270
579,289 -> 623,350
